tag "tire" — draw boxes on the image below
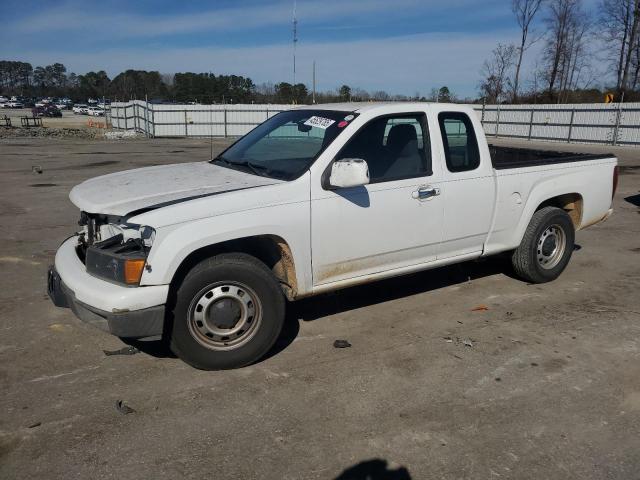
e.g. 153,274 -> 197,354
511,206 -> 575,284
170,253 -> 285,370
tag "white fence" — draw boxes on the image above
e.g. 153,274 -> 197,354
109,101 -> 290,138
473,102 -> 634,146
109,100 -> 636,146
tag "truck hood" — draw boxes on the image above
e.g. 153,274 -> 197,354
69,161 -> 283,216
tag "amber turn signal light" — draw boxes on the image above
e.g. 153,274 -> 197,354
124,259 -> 146,285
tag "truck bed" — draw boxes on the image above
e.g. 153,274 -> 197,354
489,145 -> 612,170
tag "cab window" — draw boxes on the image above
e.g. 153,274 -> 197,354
438,112 -> 480,172
336,114 -> 431,183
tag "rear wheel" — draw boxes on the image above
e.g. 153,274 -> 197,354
511,206 -> 575,283
170,253 -> 285,370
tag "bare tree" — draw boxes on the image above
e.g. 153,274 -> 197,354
599,0 -> 633,90
511,0 -> 545,102
479,43 -> 517,103
621,0 -> 640,92
558,10 -> 591,102
543,0 -> 591,101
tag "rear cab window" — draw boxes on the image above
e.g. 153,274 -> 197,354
438,112 -> 480,172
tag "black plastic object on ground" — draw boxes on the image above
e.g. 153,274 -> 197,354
115,400 -> 135,415
333,339 -> 352,349
103,346 -> 140,356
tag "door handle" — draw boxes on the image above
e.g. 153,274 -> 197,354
412,186 -> 441,200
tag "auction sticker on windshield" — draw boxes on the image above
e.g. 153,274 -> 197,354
304,116 -> 335,129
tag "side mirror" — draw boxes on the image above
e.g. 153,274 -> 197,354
328,158 -> 370,189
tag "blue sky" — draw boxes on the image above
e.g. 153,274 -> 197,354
0,0 -> 601,98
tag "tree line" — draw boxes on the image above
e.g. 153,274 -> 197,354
480,0 -> 640,104
0,59 -> 454,104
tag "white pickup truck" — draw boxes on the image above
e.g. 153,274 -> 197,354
48,103 -> 618,369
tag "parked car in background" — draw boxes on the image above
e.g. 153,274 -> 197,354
3,100 -> 24,108
73,104 -> 89,114
87,106 -> 105,116
47,103 -> 619,370
55,102 -> 70,110
32,105 -> 62,117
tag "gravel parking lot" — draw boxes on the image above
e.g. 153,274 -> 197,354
1,107 -> 97,129
0,136 -> 639,479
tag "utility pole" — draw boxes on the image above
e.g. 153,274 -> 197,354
292,0 -> 298,86
312,60 -> 316,104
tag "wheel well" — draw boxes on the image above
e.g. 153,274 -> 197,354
170,235 -> 298,301
536,193 -> 583,229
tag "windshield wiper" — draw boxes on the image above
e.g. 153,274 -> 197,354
215,157 -> 270,178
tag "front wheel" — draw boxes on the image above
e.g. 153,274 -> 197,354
170,253 -> 285,370
511,206 -> 575,284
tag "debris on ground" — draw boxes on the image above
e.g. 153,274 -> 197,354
471,305 -> 489,312
333,339 -> 352,349
462,339 -> 474,347
27,422 -> 41,428
31,165 -> 42,174
104,130 -> 143,140
48,323 -> 71,332
115,400 -> 135,415
103,346 -> 140,356
443,336 -> 453,343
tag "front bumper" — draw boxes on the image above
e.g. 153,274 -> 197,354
48,266 -> 165,338
48,236 -> 169,339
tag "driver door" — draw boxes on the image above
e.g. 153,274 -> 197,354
310,113 -> 444,286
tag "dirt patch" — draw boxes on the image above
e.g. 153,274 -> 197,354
0,200 -> 26,215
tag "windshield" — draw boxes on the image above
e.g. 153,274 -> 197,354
212,109 -> 356,180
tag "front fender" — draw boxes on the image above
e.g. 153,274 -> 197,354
139,202 -> 312,296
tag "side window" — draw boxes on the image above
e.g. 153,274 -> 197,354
438,112 -> 480,172
337,114 -> 432,183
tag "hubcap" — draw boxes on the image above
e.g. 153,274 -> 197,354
188,283 -> 262,350
536,224 -> 566,270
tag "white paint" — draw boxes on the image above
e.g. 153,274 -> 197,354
69,161 -> 283,216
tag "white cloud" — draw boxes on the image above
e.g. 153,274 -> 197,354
9,30 -> 522,97
13,0 -> 439,37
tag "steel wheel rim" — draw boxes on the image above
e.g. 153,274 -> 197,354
536,224 -> 566,270
187,282 -> 262,351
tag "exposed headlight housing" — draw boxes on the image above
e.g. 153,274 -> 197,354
84,225 -> 155,286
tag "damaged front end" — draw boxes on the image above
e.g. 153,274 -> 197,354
77,212 -> 155,286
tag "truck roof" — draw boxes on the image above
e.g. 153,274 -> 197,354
295,102 -> 445,113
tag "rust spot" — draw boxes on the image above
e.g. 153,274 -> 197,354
272,238 -> 298,301
556,193 -> 583,229
580,211 -> 612,229
316,257 -> 379,284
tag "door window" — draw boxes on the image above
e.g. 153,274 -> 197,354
336,114 -> 431,183
438,112 -> 480,172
